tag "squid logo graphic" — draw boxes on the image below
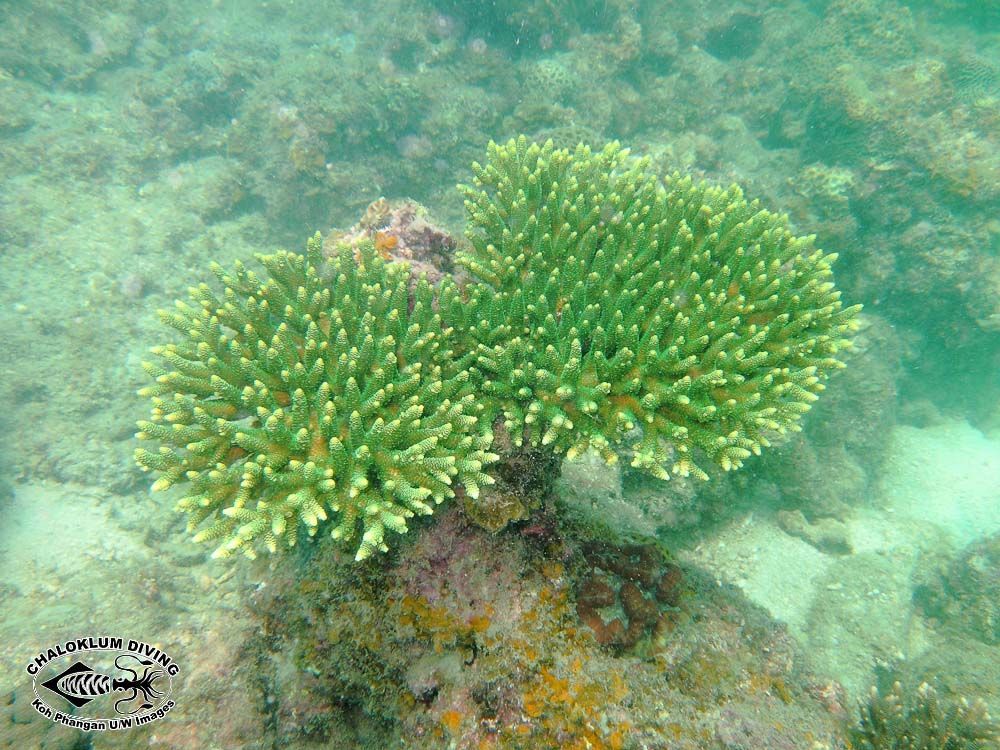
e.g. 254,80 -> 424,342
26,636 -> 178,731
42,655 -> 165,713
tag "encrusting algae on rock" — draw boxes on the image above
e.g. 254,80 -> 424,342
135,137 -> 861,560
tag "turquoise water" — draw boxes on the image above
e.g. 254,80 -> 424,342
1,1 -> 998,748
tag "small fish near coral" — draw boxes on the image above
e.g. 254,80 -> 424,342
135,137 -> 861,562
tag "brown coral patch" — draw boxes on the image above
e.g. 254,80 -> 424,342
575,540 -> 685,653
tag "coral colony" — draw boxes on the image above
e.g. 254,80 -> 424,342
135,138 -> 860,561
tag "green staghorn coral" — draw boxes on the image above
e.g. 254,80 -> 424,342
135,236 -> 495,560
136,138 -> 860,560
442,137 -> 861,479
850,680 -> 1000,749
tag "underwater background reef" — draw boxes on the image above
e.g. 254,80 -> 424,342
1,1 -> 999,749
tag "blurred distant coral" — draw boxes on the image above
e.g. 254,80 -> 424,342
914,532 -> 1000,646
